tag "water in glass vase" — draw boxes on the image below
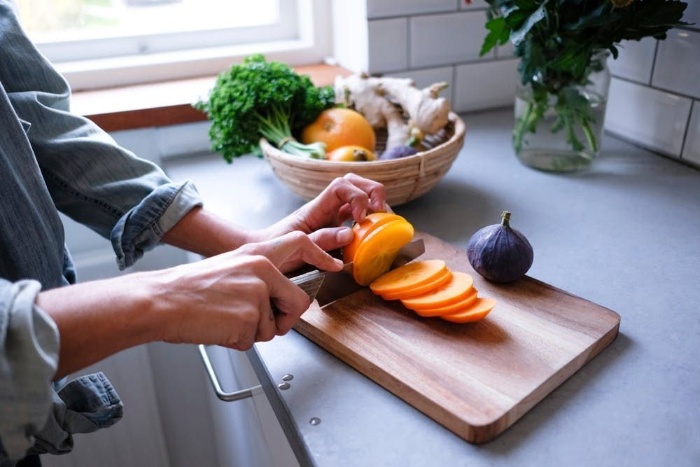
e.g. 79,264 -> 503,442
513,88 -> 607,172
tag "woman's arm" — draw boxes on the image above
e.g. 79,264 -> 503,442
39,231 -> 343,379
44,173 -> 388,378
162,174 -> 389,268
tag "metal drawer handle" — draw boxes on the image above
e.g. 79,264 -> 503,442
198,344 -> 262,401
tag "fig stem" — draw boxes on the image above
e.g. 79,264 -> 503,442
501,211 -> 511,227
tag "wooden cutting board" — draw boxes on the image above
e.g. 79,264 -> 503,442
294,231 -> 621,444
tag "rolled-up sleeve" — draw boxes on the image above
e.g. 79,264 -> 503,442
0,280 -> 124,463
112,180 -> 202,269
0,279 -> 57,460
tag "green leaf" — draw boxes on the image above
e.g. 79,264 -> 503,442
510,0 -> 548,46
480,17 -> 509,56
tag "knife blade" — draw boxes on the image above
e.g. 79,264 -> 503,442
290,238 -> 426,307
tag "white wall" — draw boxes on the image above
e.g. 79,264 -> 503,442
606,23 -> 700,166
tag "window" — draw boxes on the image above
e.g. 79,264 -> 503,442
17,0 -> 332,90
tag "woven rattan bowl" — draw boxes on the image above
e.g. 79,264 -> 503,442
262,112 -> 466,206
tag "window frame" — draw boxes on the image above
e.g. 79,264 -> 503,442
34,0 -> 332,91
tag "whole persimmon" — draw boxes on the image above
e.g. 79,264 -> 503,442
300,108 -> 376,153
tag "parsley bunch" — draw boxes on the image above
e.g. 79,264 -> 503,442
480,0 -> 688,154
195,54 -> 336,162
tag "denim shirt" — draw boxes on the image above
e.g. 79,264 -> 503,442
0,1 -> 203,463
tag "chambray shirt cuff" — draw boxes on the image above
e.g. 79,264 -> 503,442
0,281 -> 125,464
112,180 -> 203,270
0,280 -> 58,461
29,373 -> 123,457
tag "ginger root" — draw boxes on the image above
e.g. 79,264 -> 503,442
334,73 -> 451,150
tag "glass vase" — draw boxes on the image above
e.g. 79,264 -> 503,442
513,52 -> 611,172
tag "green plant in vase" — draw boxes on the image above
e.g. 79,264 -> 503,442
480,0 -> 688,172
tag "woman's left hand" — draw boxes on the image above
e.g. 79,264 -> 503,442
254,174 -> 388,271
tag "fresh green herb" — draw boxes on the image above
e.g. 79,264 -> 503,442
480,0 -> 688,154
195,54 -> 336,162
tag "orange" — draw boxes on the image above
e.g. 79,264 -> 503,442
301,108 -> 376,153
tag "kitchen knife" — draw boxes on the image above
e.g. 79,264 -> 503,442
289,238 -> 426,307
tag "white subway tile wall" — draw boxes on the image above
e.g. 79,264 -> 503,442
366,0 -> 456,17
684,105 -> 700,165
607,37 -> 656,84
409,12 -> 488,67
606,7 -> 699,167
337,0 -> 699,168
454,59 -> 518,111
652,29 -> 700,99
367,18 -> 408,73
606,79 -> 692,157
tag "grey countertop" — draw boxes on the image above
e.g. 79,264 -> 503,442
165,109 -> 700,467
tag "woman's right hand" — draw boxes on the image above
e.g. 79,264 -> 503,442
39,231 -> 342,378
151,230 -> 341,351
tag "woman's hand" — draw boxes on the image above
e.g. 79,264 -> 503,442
252,174 -> 389,270
161,174 -> 387,273
40,231 -> 342,377
154,231 -> 341,350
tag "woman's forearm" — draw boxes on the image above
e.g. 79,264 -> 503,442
38,230 -> 342,379
36,272 -> 161,379
161,206 -> 254,257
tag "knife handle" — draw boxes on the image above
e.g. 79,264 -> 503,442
289,269 -> 325,301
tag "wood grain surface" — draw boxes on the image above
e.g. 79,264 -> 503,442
294,232 -> 621,443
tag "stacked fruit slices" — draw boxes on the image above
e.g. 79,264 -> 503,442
369,260 -> 495,323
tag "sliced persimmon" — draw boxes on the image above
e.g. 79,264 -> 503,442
352,219 -> 415,286
400,271 -> 474,311
379,268 -> 453,301
439,297 -> 496,323
342,212 -> 405,263
369,259 -> 447,296
412,288 -> 478,317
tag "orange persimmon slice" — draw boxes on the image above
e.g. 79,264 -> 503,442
400,271 -> 475,311
380,268 -> 453,301
412,288 -> 478,317
369,259 -> 447,296
439,297 -> 496,323
352,219 -> 415,286
343,212 -> 405,263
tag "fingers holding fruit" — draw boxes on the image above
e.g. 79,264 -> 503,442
239,230 -> 343,275
298,173 -> 388,229
259,174 -> 387,255
326,173 -> 389,222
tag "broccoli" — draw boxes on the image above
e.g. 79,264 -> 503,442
195,54 -> 336,163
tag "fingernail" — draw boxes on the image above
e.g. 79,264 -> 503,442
337,227 -> 354,244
